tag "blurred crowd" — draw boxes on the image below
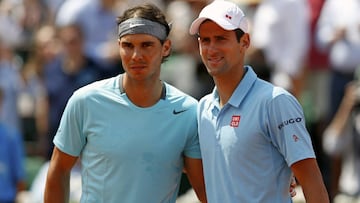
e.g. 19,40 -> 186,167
0,0 -> 359,202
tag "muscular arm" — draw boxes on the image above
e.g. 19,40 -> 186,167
44,147 -> 78,203
291,158 -> 329,203
183,157 -> 207,203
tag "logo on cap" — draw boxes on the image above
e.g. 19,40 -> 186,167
225,14 -> 232,20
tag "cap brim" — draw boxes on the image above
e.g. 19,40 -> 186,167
189,17 -> 237,35
189,17 -> 207,35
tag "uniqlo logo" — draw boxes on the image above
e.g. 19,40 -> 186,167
230,115 -> 240,127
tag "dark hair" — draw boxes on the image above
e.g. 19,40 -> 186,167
116,3 -> 171,43
234,28 -> 245,43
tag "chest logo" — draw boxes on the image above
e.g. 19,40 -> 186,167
230,115 -> 241,127
173,109 -> 187,115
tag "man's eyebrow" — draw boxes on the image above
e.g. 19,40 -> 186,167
120,41 -> 132,46
142,41 -> 156,44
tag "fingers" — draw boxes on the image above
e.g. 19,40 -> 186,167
290,187 -> 297,197
290,176 -> 297,197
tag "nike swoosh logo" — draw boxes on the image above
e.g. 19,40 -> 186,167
129,23 -> 145,28
173,109 -> 188,115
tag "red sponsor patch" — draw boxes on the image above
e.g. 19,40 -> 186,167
292,134 -> 299,142
230,115 -> 240,127
225,14 -> 232,20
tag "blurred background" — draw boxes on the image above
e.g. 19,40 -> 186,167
0,0 -> 359,202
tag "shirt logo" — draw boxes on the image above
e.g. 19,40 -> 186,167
230,115 -> 240,127
293,134 -> 299,142
278,117 -> 302,130
173,109 -> 187,115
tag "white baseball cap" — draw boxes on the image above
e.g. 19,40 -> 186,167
189,0 -> 249,35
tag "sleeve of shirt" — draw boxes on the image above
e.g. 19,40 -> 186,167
53,91 -> 87,157
315,0 -> 338,51
275,0 -> 309,76
183,102 -> 202,159
266,90 -> 315,166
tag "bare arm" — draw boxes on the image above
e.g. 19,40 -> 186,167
183,157 -> 207,203
326,82 -> 357,135
291,158 -> 329,203
44,147 -> 78,203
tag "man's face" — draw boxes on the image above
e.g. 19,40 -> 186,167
59,26 -> 83,57
118,34 -> 171,81
197,20 -> 248,77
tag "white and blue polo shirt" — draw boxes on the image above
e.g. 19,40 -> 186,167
198,66 -> 315,203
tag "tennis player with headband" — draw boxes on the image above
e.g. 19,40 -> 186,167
44,3 -> 206,203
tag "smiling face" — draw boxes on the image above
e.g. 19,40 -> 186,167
197,20 -> 249,79
118,33 -> 171,81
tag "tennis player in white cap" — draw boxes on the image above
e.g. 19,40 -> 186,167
190,1 -> 329,202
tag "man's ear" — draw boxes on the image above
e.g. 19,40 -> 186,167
163,39 -> 172,56
241,33 -> 250,49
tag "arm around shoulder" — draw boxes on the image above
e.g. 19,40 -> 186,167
44,147 -> 78,203
291,158 -> 329,203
